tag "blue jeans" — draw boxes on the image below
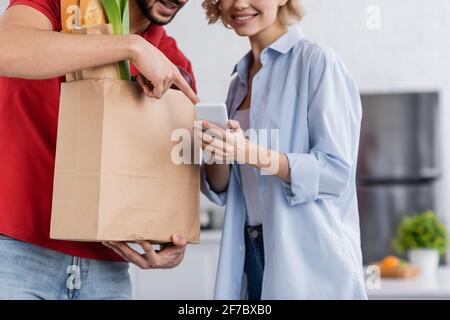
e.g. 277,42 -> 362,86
0,234 -> 132,300
244,225 -> 265,300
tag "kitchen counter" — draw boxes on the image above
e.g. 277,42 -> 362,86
367,267 -> 450,299
132,232 -> 450,300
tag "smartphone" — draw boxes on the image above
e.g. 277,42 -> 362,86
194,103 -> 229,129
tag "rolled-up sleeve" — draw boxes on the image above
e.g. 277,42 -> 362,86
282,51 -> 361,206
200,164 -> 227,207
8,0 -> 61,31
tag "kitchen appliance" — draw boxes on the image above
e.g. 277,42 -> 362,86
357,92 -> 440,264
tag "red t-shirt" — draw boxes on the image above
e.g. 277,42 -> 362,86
0,0 -> 196,261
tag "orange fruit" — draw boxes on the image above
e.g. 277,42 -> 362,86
380,256 -> 400,269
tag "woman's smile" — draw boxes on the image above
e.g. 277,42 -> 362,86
231,13 -> 259,26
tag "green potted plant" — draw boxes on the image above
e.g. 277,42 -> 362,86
393,210 -> 448,276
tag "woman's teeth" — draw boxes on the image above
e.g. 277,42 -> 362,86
235,15 -> 255,21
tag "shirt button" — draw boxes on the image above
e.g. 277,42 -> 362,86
251,230 -> 259,239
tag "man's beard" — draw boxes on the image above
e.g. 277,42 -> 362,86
136,0 -> 183,26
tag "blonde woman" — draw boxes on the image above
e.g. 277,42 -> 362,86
198,0 -> 367,300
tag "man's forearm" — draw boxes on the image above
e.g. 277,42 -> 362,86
0,25 -> 142,79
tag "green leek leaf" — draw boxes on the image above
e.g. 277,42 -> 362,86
122,0 -> 129,35
120,0 -> 130,80
102,0 -> 122,35
102,0 -> 130,80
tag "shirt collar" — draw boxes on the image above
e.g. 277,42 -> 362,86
231,51 -> 253,83
266,25 -> 304,54
231,26 -> 304,79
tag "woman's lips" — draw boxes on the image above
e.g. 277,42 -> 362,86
232,14 -> 258,26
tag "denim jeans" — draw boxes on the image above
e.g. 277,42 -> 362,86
244,225 -> 265,300
0,234 -> 132,300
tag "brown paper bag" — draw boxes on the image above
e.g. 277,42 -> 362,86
50,79 -> 200,243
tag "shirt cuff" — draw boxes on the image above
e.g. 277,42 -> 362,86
282,153 -> 320,206
200,165 -> 227,207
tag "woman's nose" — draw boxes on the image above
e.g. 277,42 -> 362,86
233,0 -> 251,10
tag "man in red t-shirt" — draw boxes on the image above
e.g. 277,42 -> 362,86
0,0 -> 199,299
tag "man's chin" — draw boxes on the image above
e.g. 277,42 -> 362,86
149,13 -> 175,26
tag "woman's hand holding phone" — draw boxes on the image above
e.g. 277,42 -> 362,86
197,118 -> 291,182
200,119 -> 251,164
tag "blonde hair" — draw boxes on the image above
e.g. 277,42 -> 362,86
202,0 -> 305,26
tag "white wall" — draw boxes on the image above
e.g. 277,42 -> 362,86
298,0 -> 450,231
166,1 -> 248,103
0,2 -> 7,14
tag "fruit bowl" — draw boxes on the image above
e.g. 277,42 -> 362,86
375,256 -> 421,278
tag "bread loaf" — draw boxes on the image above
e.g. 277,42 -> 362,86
73,24 -> 121,80
61,0 -> 81,32
80,0 -> 107,26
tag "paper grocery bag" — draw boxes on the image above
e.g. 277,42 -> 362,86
50,79 -> 200,243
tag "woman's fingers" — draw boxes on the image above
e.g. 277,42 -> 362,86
204,140 -> 234,163
228,119 -> 241,131
203,120 -> 243,139
201,129 -> 239,161
201,121 -> 233,143
202,120 -> 225,132
199,120 -> 247,162
202,133 -> 228,154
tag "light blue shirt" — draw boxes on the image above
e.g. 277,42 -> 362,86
201,27 -> 367,299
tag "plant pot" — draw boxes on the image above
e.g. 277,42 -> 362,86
408,249 -> 439,276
